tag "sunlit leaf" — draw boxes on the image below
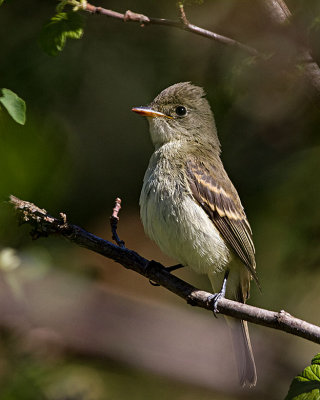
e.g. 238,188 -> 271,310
56,0 -> 69,13
285,354 -> 320,400
39,12 -> 84,56
0,88 -> 26,125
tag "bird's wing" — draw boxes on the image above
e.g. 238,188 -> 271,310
186,159 -> 260,288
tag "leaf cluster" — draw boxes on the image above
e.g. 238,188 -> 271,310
285,354 -> 320,400
39,11 -> 84,56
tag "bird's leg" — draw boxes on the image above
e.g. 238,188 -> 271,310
208,269 -> 229,318
147,261 -> 184,286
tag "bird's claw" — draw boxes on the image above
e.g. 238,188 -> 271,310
207,269 -> 229,317
207,292 -> 223,318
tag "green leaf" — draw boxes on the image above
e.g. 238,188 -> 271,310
0,89 -> 26,125
312,354 -> 320,366
285,354 -> 320,400
39,12 -> 84,56
0,0 -> 5,6
56,0 -> 69,13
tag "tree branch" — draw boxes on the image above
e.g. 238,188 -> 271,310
82,0 -> 320,103
260,0 -> 320,100
9,195 -> 320,345
260,0 -> 292,24
84,2 -> 260,57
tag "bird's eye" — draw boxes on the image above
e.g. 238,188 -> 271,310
175,106 -> 187,116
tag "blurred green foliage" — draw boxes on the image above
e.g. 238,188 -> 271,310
1,0 -> 320,398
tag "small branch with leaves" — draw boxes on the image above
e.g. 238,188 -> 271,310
9,195 -> 320,345
53,0 -> 259,57
44,0 -> 320,105
41,0 -> 320,102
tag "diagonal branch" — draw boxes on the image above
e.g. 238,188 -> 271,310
9,195 -> 320,345
82,0 -> 320,102
84,2 -> 260,57
260,0 -> 292,24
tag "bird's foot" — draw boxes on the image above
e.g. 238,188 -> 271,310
207,292 -> 225,318
207,269 -> 229,318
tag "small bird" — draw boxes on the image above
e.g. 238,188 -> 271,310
132,82 -> 259,387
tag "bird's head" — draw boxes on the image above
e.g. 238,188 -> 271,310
132,82 -> 220,151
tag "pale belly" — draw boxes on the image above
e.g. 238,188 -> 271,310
140,185 -> 231,275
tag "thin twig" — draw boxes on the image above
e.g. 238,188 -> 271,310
9,195 -> 320,345
84,2 -> 259,57
84,0 -> 320,102
110,197 -> 125,248
178,2 -> 189,26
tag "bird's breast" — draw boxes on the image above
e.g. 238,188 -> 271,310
139,155 -> 230,274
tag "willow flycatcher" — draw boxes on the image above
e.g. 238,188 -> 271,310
132,82 -> 259,387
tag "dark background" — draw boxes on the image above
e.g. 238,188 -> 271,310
0,1 -> 320,399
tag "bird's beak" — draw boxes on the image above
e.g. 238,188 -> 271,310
131,107 -> 172,119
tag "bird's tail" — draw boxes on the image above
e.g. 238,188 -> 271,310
230,318 -> 257,387
208,268 -> 257,387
